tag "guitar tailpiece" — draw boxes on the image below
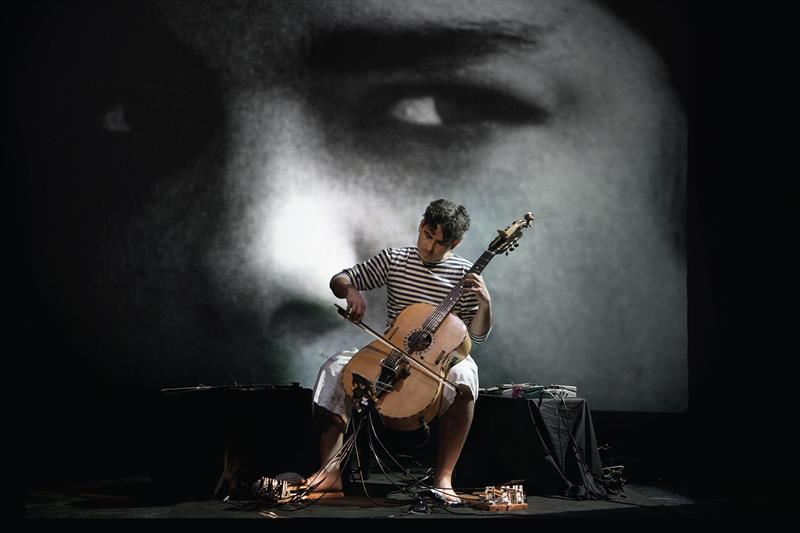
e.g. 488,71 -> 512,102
418,417 -> 429,432
415,417 -> 431,448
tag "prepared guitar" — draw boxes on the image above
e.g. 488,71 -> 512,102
339,212 -> 534,431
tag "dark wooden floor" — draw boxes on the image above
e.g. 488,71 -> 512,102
23,474 -> 716,521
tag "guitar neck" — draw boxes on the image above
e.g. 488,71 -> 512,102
468,250 -> 495,277
426,250 -> 495,332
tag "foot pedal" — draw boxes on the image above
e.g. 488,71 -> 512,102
471,484 -> 527,512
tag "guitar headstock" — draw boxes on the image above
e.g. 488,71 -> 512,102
488,212 -> 534,255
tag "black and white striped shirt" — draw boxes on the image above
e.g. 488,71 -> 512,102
336,247 -> 490,344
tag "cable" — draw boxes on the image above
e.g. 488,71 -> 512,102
353,409 -> 490,512
352,419 -> 409,508
524,393 -> 608,502
365,413 -> 471,506
363,411 -> 439,506
268,416 -> 364,512
253,397 -> 526,515
240,398 -> 483,515
548,392 -> 607,500
544,391 -> 596,499
367,413 -> 433,491
555,393 -> 606,500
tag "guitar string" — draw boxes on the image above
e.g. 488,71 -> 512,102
372,230 -> 527,398
368,251 -> 495,394
377,277 -> 471,389
419,252 -> 491,335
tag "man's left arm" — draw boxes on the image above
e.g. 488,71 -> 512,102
463,272 -> 492,341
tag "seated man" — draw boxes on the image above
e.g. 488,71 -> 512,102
303,198 -> 492,503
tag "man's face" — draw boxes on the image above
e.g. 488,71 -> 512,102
24,0 -> 687,411
417,223 -> 459,264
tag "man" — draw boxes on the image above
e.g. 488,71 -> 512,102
8,0 -> 688,481
302,199 -> 491,503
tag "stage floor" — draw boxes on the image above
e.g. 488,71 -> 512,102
24,474 -> 725,522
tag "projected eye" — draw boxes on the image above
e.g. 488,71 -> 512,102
366,84 -> 550,130
389,96 -> 442,126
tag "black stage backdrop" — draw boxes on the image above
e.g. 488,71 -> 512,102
2,1 -> 789,522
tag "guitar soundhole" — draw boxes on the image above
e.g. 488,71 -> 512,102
406,330 -> 433,354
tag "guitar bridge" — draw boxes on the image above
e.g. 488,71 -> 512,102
351,373 -> 377,414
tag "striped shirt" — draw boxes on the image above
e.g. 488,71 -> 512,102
336,246 -> 490,344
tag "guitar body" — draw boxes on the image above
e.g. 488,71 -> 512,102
339,211 -> 534,432
341,302 -> 472,431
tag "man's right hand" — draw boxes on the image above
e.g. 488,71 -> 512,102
345,287 -> 367,322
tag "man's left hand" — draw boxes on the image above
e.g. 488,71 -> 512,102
463,273 -> 490,306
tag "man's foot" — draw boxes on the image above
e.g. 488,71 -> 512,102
251,472 -> 344,504
430,474 -> 462,504
426,487 -> 463,505
300,468 -> 343,492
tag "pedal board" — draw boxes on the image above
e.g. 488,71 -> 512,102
473,502 -> 529,511
471,484 -> 527,512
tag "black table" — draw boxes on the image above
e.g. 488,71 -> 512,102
455,394 -> 608,498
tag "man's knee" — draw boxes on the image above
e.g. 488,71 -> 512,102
443,385 -> 474,419
313,404 -> 347,433
455,385 -> 475,404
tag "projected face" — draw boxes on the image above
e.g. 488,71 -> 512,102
27,0 -> 687,411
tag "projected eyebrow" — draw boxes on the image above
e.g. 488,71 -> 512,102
306,24 -> 543,71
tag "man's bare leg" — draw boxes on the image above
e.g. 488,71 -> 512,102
301,405 -> 346,491
433,386 -> 475,502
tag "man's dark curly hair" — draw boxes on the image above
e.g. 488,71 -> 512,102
422,199 -> 470,243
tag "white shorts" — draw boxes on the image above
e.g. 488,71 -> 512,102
311,348 -> 479,424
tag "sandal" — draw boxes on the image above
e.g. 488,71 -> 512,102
423,488 -> 464,506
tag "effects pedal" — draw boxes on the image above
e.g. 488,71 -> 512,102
471,484 -> 528,511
